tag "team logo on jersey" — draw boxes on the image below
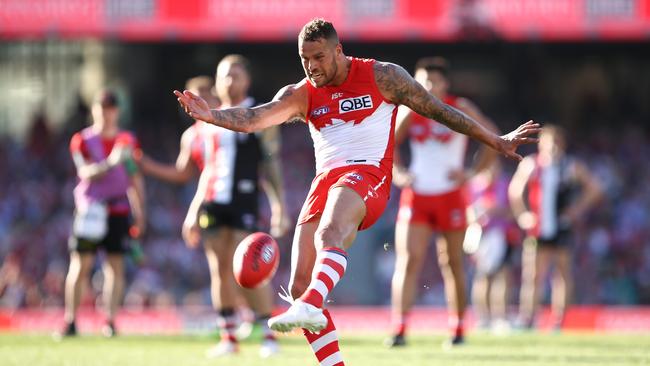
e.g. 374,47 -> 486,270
311,106 -> 330,118
347,173 -> 363,181
339,95 -> 373,114
331,92 -> 343,100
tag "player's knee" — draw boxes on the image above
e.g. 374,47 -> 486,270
437,253 -> 451,268
314,223 -> 346,249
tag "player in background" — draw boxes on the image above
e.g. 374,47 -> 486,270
466,159 -> 520,334
175,19 -> 539,366
139,76 -> 218,185
58,89 -> 146,338
387,57 -> 498,347
140,75 -> 260,343
509,124 -> 601,330
176,56 -> 289,358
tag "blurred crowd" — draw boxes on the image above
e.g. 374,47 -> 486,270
1,110 -> 649,310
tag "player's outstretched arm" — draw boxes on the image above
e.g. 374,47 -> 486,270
508,156 -> 536,230
374,62 -> 540,161
173,82 -> 307,133
138,129 -> 196,184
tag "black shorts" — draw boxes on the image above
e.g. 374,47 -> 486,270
69,215 -> 130,254
537,229 -> 572,248
198,202 -> 257,233
501,245 -> 515,267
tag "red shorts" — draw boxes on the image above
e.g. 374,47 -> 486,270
298,165 -> 391,231
397,187 -> 467,231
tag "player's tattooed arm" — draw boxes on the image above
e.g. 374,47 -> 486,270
374,61 -> 499,150
174,82 -> 307,132
374,62 -> 540,160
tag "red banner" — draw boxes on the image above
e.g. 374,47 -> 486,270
0,0 -> 649,41
1,306 -> 650,333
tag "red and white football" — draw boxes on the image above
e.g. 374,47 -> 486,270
233,232 -> 280,289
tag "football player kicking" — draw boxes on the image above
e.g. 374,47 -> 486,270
175,18 -> 539,366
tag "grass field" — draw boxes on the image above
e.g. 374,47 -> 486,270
1,331 -> 649,366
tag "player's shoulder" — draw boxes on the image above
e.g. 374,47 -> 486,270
180,123 -> 200,143
371,60 -> 408,75
70,131 -> 83,142
69,131 -> 84,150
274,79 -> 309,99
116,130 -> 139,146
371,60 -> 412,86
351,56 -> 377,66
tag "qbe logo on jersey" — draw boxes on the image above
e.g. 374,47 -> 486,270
339,95 -> 373,114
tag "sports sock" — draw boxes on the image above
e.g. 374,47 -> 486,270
448,314 -> 464,338
216,308 -> 238,343
256,314 -> 276,341
300,247 -> 347,308
392,312 -> 409,336
304,309 -> 344,366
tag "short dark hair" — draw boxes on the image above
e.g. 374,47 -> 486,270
299,18 -> 339,43
185,75 -> 215,91
541,124 -> 567,142
94,88 -> 119,108
217,54 -> 251,76
415,56 -> 449,77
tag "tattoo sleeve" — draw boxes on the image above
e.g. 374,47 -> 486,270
208,85 -> 304,132
374,62 -> 497,149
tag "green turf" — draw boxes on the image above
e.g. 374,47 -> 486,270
0,331 -> 648,366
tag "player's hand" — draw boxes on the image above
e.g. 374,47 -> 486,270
182,213 -> 201,248
132,216 -> 146,238
173,90 -> 215,124
517,211 -> 537,231
448,168 -> 474,186
182,222 -> 201,248
107,144 -> 132,167
392,166 -> 414,188
270,211 -> 291,238
496,121 -> 541,161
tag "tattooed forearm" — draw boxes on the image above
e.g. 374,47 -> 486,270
209,104 -> 274,133
207,84 -> 304,132
374,62 -> 497,149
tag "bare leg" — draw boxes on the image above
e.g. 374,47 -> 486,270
390,222 -> 431,338
471,273 -> 491,328
551,247 -> 572,328
489,267 -> 509,322
519,242 -> 552,327
64,251 -> 95,325
437,230 -> 467,341
203,228 -> 238,310
314,186 -> 366,251
102,254 -> 125,323
272,186 -> 367,365
203,227 -> 245,357
288,220 -> 319,299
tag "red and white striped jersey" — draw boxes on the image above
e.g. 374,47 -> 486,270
526,154 -> 578,239
184,98 -> 262,204
305,57 -> 398,176
407,95 -> 469,195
